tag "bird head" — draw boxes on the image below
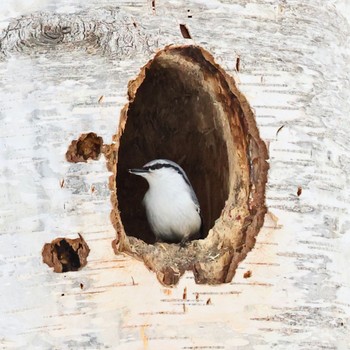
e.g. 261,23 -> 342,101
129,159 -> 192,188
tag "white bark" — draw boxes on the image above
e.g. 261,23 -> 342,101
0,0 -> 349,349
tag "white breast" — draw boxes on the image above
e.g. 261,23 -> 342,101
143,171 -> 201,243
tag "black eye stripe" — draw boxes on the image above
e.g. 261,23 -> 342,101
144,163 -> 168,171
144,163 -> 191,187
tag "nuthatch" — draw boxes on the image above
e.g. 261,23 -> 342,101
129,159 -> 203,245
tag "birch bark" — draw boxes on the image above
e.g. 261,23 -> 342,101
0,1 -> 349,349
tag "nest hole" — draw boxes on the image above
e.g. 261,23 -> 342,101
66,132 -> 103,163
42,234 -> 90,273
112,45 -> 268,286
117,54 -> 229,244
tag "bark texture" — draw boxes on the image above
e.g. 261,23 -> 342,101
0,1 -> 349,349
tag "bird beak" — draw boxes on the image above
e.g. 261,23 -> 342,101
129,168 -> 149,175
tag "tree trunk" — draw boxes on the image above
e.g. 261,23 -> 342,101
0,1 -> 349,349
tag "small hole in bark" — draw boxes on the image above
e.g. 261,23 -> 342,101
66,132 -> 103,163
111,45 -> 268,286
236,57 -> 240,72
297,186 -> 302,196
243,270 -> 252,278
42,234 -> 90,272
179,24 -> 192,39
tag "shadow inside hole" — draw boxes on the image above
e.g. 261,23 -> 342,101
117,53 -> 230,244
54,239 -> 81,272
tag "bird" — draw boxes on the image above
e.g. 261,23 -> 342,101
129,159 -> 203,245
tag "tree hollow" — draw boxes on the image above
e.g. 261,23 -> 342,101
109,45 -> 269,286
